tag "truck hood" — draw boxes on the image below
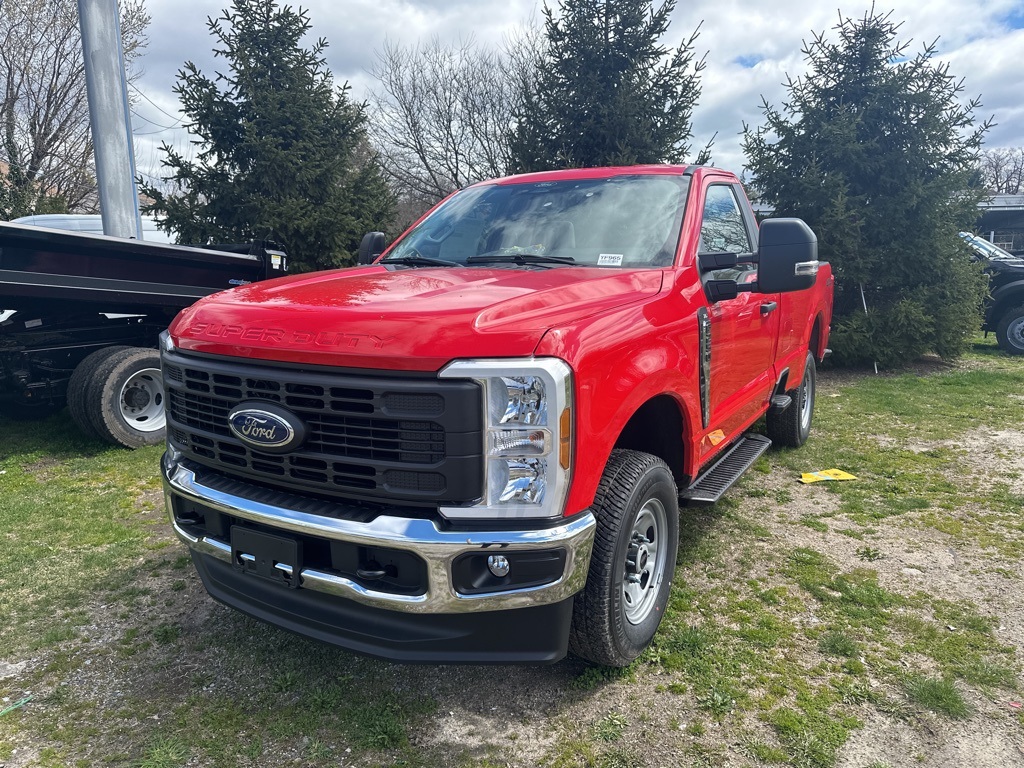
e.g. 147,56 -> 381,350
170,265 -> 665,370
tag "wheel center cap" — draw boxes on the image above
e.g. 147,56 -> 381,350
126,388 -> 150,408
628,542 -> 651,575
637,546 -> 649,571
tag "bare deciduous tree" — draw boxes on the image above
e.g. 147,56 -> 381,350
368,27 -> 543,221
0,0 -> 149,217
978,147 -> 1024,195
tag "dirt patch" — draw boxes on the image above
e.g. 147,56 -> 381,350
957,429 -> 1024,494
738,415 -> 1024,767
20,456 -> 61,480
0,661 -> 27,680
838,705 -> 1024,768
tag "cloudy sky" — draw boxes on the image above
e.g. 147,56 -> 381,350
129,0 -> 1024,186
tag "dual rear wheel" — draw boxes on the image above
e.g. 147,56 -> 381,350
68,347 -> 165,448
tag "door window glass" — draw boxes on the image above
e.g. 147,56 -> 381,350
699,185 -> 752,254
700,185 -> 756,284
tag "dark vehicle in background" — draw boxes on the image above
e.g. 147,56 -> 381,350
960,232 -> 1024,355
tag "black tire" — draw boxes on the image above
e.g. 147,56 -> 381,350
995,305 -> 1024,355
766,350 -> 816,448
68,346 -> 134,439
569,450 -> 679,667
82,347 -> 166,448
0,398 -> 64,421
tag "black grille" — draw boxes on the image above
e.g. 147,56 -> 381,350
162,350 -> 483,505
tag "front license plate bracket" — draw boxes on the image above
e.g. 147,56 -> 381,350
230,525 -> 302,589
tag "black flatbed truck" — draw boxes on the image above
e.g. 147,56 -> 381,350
0,221 -> 287,446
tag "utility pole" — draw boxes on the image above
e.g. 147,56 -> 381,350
78,0 -> 142,239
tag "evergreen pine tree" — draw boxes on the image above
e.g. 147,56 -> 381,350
510,0 -> 708,172
743,10 -> 989,367
140,0 -> 394,272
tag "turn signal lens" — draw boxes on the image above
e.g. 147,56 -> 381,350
559,407 -> 571,469
489,429 -> 547,456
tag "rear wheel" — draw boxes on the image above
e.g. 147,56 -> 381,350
767,350 -> 816,448
68,346 -> 133,439
569,450 -> 679,667
995,305 -> 1024,355
83,348 -> 166,448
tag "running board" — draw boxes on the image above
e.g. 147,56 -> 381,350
681,434 -> 772,505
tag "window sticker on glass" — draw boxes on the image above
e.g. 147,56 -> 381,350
598,253 -> 624,266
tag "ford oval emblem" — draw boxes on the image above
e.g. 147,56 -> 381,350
227,402 -> 307,453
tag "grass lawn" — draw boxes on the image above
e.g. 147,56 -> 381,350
1,336 -> 1023,767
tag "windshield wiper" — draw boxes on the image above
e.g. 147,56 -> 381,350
380,253 -> 459,267
466,252 -> 576,267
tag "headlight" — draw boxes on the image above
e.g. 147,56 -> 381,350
439,358 -> 573,519
159,330 -> 175,353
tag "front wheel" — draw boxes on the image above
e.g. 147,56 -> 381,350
995,305 -> 1024,355
767,350 -> 816,448
569,450 -> 679,667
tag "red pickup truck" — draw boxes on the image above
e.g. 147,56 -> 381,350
161,165 -> 833,666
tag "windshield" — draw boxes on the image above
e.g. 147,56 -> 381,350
959,232 -> 1015,260
384,174 -> 690,268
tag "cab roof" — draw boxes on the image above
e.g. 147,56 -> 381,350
483,164 -> 695,186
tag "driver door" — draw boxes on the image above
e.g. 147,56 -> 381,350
698,183 -> 779,456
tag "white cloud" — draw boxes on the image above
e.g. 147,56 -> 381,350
131,0 -> 1024,180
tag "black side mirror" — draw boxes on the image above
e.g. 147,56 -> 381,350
757,218 -> 819,293
706,280 -> 742,301
357,231 -> 387,265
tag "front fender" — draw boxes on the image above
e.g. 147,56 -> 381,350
537,305 -> 701,516
990,278 -> 1024,308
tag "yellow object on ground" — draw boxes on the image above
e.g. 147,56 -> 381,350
799,468 -> 858,484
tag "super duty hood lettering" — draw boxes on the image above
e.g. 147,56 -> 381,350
189,323 -> 393,350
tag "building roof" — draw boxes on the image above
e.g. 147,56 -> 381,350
979,195 -> 1024,211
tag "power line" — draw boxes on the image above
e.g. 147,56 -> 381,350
130,108 -> 179,132
128,83 -> 183,126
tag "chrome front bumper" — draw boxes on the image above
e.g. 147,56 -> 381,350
163,458 -> 596,615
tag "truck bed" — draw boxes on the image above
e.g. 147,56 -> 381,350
0,221 -> 288,434
0,221 -> 285,314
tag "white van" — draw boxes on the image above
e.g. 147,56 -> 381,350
11,213 -> 175,243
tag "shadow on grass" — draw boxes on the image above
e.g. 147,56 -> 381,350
970,337 -> 1010,358
677,500 -> 728,568
1,407 -> 122,462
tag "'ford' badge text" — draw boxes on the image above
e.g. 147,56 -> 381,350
227,403 -> 306,453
